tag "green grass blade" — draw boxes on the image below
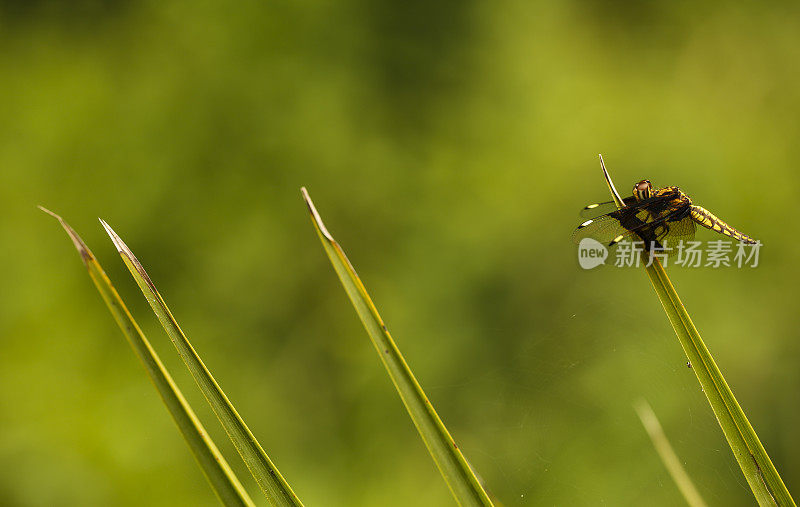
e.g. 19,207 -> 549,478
599,156 -> 794,507
300,188 -> 493,507
40,208 -> 255,507
98,219 -> 303,507
635,399 -> 707,507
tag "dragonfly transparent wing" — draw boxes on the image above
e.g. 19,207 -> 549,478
579,197 -> 636,218
660,216 -> 697,248
574,205 -> 690,248
572,214 -> 639,245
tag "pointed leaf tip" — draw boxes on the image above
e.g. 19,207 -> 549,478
38,205 -> 59,219
99,219 -> 159,294
99,218 -> 138,265
598,155 -> 625,207
98,218 -> 125,254
300,187 -> 334,242
40,207 -> 94,263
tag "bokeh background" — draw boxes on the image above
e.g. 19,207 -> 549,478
2,1 -> 799,505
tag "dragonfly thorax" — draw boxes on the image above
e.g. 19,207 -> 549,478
653,186 -> 692,206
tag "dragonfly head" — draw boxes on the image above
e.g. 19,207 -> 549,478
633,180 -> 652,201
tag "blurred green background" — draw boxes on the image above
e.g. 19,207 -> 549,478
2,1 -> 799,505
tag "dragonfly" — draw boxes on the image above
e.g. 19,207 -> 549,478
572,180 -> 757,251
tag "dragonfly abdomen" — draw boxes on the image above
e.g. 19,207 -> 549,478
689,205 -> 756,244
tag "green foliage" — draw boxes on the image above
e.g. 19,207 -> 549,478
4,1 -> 800,505
41,209 -> 254,506
302,189 -> 492,506
99,220 -> 302,506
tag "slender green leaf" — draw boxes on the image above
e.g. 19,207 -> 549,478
300,187 -> 493,507
599,155 -> 794,507
635,399 -> 707,507
99,219 -> 302,507
41,207 -> 255,507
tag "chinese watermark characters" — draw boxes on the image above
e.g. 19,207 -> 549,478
578,239 -> 762,270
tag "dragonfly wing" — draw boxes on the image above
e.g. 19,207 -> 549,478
572,215 -> 638,245
606,204 -> 689,247
574,191 -> 687,247
574,202 -> 666,246
660,216 -> 696,248
640,215 -> 697,257
579,197 -> 637,218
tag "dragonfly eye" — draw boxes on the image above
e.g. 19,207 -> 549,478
633,180 -> 652,201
